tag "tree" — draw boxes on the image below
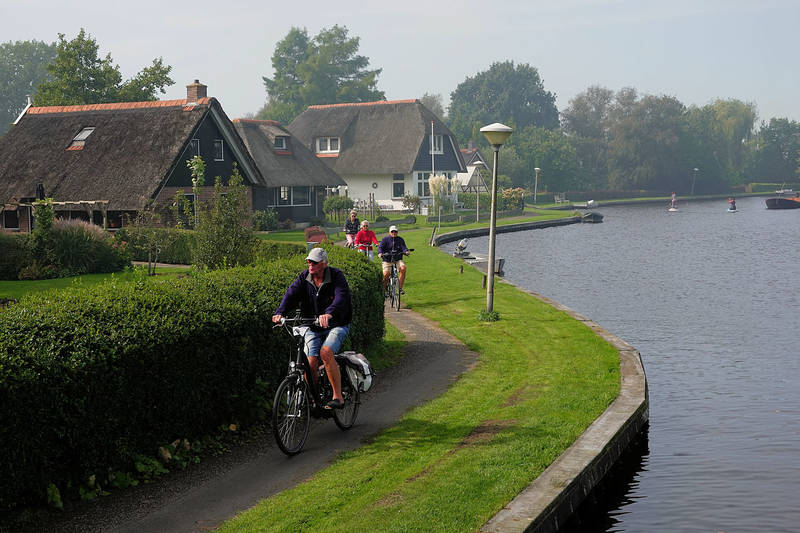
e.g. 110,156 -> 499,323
259,25 -> 384,124
0,39 -> 56,134
33,29 -> 173,107
419,93 -> 445,119
746,117 -> 800,182
561,85 -> 615,189
509,126 -> 583,192
448,61 -> 559,147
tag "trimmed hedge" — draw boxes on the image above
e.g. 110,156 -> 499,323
0,232 -> 29,280
0,243 -> 383,509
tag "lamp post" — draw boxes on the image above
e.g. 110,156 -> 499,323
480,122 -> 513,313
533,167 -> 541,204
691,168 -> 699,196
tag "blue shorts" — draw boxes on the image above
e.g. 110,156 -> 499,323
303,325 -> 350,357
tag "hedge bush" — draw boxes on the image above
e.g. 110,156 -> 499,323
0,245 -> 382,510
116,227 -> 196,264
0,232 -> 30,280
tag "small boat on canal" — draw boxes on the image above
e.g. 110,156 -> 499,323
765,189 -> 800,209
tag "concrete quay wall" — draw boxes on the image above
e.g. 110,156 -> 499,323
430,217 -> 581,246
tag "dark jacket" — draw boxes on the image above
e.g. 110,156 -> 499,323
344,217 -> 360,235
275,266 -> 353,327
378,235 -> 409,262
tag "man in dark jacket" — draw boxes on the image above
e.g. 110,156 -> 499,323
378,225 -> 411,294
272,247 -> 352,409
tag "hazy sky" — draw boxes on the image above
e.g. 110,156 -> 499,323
3,0 -> 798,123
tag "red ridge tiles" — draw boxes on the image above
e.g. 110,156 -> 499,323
27,98 -> 213,114
307,99 -> 418,109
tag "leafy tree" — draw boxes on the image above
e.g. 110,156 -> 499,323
259,25 -> 384,124
0,39 -> 56,134
509,126 -> 583,192
419,92 -> 445,119
323,194 -> 354,224
560,85 -> 615,189
448,61 -> 559,147
746,117 -> 800,181
33,29 -> 173,106
194,164 -> 257,269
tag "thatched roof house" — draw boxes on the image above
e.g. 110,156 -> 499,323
0,80 -> 263,231
289,99 -> 466,210
233,119 -> 345,222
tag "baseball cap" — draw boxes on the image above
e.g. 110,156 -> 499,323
389,225 -> 398,232
305,247 -> 328,263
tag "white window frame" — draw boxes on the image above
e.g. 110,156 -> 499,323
269,186 -> 312,207
69,127 -> 95,148
429,134 -> 443,154
392,173 -> 405,198
274,136 -> 287,150
189,138 -> 200,156
213,139 -> 224,161
316,137 -> 340,154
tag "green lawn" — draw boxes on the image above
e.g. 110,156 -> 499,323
218,226 -> 620,533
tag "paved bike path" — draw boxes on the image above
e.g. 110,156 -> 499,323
37,305 -> 478,533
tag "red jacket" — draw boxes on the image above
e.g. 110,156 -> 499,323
355,229 -> 378,250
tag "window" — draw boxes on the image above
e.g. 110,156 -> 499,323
274,136 -> 287,150
429,134 -> 443,154
3,209 -> 19,230
213,139 -> 224,161
269,186 -> 312,207
316,137 -> 340,154
68,127 -> 95,149
393,173 -> 405,198
189,138 -> 200,156
414,172 -> 431,197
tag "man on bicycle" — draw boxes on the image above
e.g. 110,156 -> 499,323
272,247 -> 351,409
378,225 -> 411,294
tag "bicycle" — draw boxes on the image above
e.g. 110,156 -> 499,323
272,315 -> 360,456
382,249 -> 413,311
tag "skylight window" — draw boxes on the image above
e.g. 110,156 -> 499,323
274,136 -> 287,150
68,127 -> 95,149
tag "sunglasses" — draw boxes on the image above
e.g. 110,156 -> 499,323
306,259 -> 320,265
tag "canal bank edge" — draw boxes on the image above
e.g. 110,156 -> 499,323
481,286 -> 649,533
430,217 -> 582,246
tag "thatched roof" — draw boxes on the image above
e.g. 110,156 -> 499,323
0,97 -> 261,211
288,99 -> 464,175
233,119 -> 345,188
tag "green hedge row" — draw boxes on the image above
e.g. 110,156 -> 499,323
116,227 -> 306,265
0,232 -> 29,280
0,243 -> 383,509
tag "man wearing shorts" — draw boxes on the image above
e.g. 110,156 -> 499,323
272,247 -> 352,409
378,225 -> 411,294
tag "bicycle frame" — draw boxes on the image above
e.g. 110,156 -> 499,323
282,319 -> 332,417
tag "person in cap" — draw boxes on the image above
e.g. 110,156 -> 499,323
378,225 -> 411,294
354,220 -> 379,260
272,247 -> 352,409
343,210 -> 360,248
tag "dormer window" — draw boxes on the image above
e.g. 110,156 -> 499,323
429,134 -> 443,155
316,137 -> 340,154
274,136 -> 287,150
68,127 -> 95,150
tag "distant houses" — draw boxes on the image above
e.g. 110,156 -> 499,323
289,99 -> 466,210
0,81 -> 345,233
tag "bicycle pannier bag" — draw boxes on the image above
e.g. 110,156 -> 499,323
338,351 -> 375,392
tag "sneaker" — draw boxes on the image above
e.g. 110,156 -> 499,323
399,288 -> 405,295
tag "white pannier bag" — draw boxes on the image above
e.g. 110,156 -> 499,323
337,351 -> 375,392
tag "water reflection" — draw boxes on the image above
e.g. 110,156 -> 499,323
443,197 -> 800,531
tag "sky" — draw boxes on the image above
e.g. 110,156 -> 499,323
2,0 -> 798,123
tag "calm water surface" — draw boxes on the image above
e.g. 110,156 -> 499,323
444,197 -> 800,532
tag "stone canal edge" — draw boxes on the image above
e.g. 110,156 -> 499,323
480,285 -> 649,533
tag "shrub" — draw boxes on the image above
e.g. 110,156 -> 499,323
116,227 -> 195,264
51,219 -> 130,276
252,209 -> 279,231
0,232 -> 30,280
375,215 -> 389,222
0,249 -> 383,510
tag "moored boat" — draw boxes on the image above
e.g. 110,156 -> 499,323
765,196 -> 800,209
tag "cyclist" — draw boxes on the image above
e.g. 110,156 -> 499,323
343,210 -> 360,248
272,247 -> 352,409
354,220 -> 379,260
378,225 -> 411,294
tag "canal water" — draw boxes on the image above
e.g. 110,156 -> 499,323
442,196 -> 800,532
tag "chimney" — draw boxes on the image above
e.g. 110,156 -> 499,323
186,79 -> 207,102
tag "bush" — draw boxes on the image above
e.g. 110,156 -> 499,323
0,233 -> 30,280
375,215 -> 389,222
253,209 -> 279,231
51,219 -> 130,276
116,227 -> 196,264
0,249 -> 383,510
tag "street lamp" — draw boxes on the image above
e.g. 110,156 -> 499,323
480,122 -> 513,313
533,167 -> 541,204
691,168 -> 699,196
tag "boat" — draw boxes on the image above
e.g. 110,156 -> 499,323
726,208 -> 737,213
668,207 -> 678,212
765,189 -> 800,209
581,212 -> 604,223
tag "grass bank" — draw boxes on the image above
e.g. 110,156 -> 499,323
218,226 -> 620,532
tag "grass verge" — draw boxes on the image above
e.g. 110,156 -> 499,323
217,227 -> 621,533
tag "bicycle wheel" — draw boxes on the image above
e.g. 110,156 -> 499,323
387,274 -> 396,308
333,364 -> 360,430
393,273 -> 401,311
272,376 -> 310,456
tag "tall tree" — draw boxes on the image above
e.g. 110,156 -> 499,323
0,39 -> 57,134
561,85 -> 615,189
448,61 -> 559,147
259,25 -> 384,124
419,92 -> 445,119
507,126 -> 582,192
33,29 -> 173,107
746,117 -> 800,181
